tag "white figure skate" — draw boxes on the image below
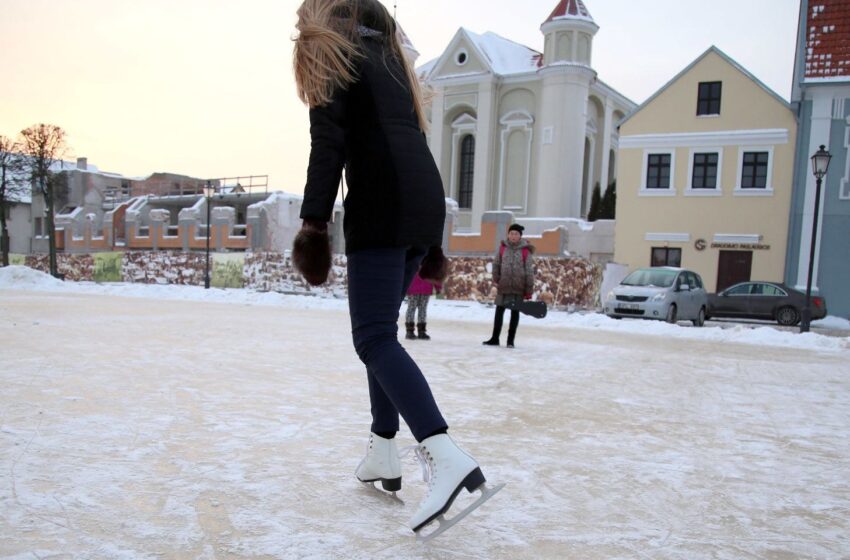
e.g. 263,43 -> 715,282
355,432 -> 402,495
409,433 -> 504,542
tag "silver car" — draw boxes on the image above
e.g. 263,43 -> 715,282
604,267 -> 708,326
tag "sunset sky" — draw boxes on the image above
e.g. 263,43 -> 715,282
0,0 -> 799,193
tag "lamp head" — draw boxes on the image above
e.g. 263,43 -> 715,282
811,145 -> 832,180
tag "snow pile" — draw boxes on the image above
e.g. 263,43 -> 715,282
0,265 -> 63,289
813,315 -> 850,331
1,265 -> 847,353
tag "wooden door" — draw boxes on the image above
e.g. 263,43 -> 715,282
716,251 -> 752,292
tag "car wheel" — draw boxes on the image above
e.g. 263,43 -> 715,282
692,306 -> 706,327
665,304 -> 677,324
776,306 -> 800,326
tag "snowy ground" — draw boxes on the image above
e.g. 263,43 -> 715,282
1,267 -> 849,559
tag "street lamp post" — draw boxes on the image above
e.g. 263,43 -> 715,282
203,180 -> 216,289
800,145 -> 831,333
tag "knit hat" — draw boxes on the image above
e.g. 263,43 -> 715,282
508,223 -> 524,234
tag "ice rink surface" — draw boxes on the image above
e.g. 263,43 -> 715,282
1,274 -> 849,559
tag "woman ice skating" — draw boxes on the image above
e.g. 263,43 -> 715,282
405,272 -> 441,340
291,0 -> 501,538
483,223 -> 535,348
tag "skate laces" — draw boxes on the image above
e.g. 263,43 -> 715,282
399,444 -> 435,486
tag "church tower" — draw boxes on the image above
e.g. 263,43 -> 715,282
536,0 -> 599,218
397,24 -> 420,66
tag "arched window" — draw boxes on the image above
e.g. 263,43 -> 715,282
458,135 -> 475,209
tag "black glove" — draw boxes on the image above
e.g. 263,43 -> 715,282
292,220 -> 331,286
419,246 -> 448,283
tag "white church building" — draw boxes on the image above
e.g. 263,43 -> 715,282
416,0 -> 636,231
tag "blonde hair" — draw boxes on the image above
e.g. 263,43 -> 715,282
293,0 -> 429,132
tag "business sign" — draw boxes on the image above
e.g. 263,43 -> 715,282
710,242 -> 771,250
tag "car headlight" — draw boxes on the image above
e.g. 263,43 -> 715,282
651,293 -> 666,302
606,291 -> 615,302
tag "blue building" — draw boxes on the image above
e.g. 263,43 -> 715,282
787,0 -> 850,319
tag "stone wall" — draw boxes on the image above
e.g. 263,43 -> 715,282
444,256 -> 603,308
243,252 -> 347,297
122,252 -> 207,285
25,254 -> 96,282
16,251 -> 604,309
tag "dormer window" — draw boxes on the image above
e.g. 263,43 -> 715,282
697,81 -> 722,116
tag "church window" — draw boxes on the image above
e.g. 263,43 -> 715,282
697,81 -> 722,115
458,135 -> 475,209
646,154 -> 671,189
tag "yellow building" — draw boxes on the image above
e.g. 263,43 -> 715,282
615,46 -> 797,292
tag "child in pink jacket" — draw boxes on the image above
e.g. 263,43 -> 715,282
405,272 -> 442,340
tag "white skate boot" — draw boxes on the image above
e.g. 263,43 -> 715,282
355,432 -> 402,492
409,433 -> 504,541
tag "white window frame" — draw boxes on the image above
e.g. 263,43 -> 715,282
735,146 -> 774,196
639,149 -> 676,196
497,110 -> 534,214
449,113 -> 477,212
455,49 -> 469,67
685,147 -> 723,196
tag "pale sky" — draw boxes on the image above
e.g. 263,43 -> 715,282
0,0 -> 800,193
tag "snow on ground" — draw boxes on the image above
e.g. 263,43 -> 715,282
1,266 -> 850,559
1,265 -> 848,352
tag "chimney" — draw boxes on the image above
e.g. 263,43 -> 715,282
76,157 -> 88,170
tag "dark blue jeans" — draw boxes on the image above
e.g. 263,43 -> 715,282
347,247 -> 447,442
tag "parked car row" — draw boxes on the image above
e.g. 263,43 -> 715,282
603,268 -> 827,327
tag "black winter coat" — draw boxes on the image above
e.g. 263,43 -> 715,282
299,35 -> 446,254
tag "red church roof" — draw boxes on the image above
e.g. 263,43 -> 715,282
804,0 -> 850,80
544,0 -> 594,24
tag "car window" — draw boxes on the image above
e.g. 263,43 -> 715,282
686,272 -> 702,289
762,284 -> 786,296
621,268 -> 678,288
726,283 -> 751,295
750,283 -> 765,295
693,273 -> 704,289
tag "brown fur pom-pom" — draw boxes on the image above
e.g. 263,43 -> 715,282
419,246 -> 448,282
292,226 -> 332,286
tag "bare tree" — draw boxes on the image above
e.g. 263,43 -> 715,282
0,135 -> 28,267
18,124 -> 68,277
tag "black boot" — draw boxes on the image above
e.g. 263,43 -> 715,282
417,322 -> 430,340
405,322 -> 416,340
506,310 -> 519,348
483,306 -> 504,346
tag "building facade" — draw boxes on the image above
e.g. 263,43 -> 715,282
615,47 -> 797,292
787,0 -> 850,318
419,0 -> 635,231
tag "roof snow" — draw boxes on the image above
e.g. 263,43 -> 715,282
419,29 -> 543,80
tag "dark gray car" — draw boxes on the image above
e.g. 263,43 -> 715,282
706,281 -> 827,326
